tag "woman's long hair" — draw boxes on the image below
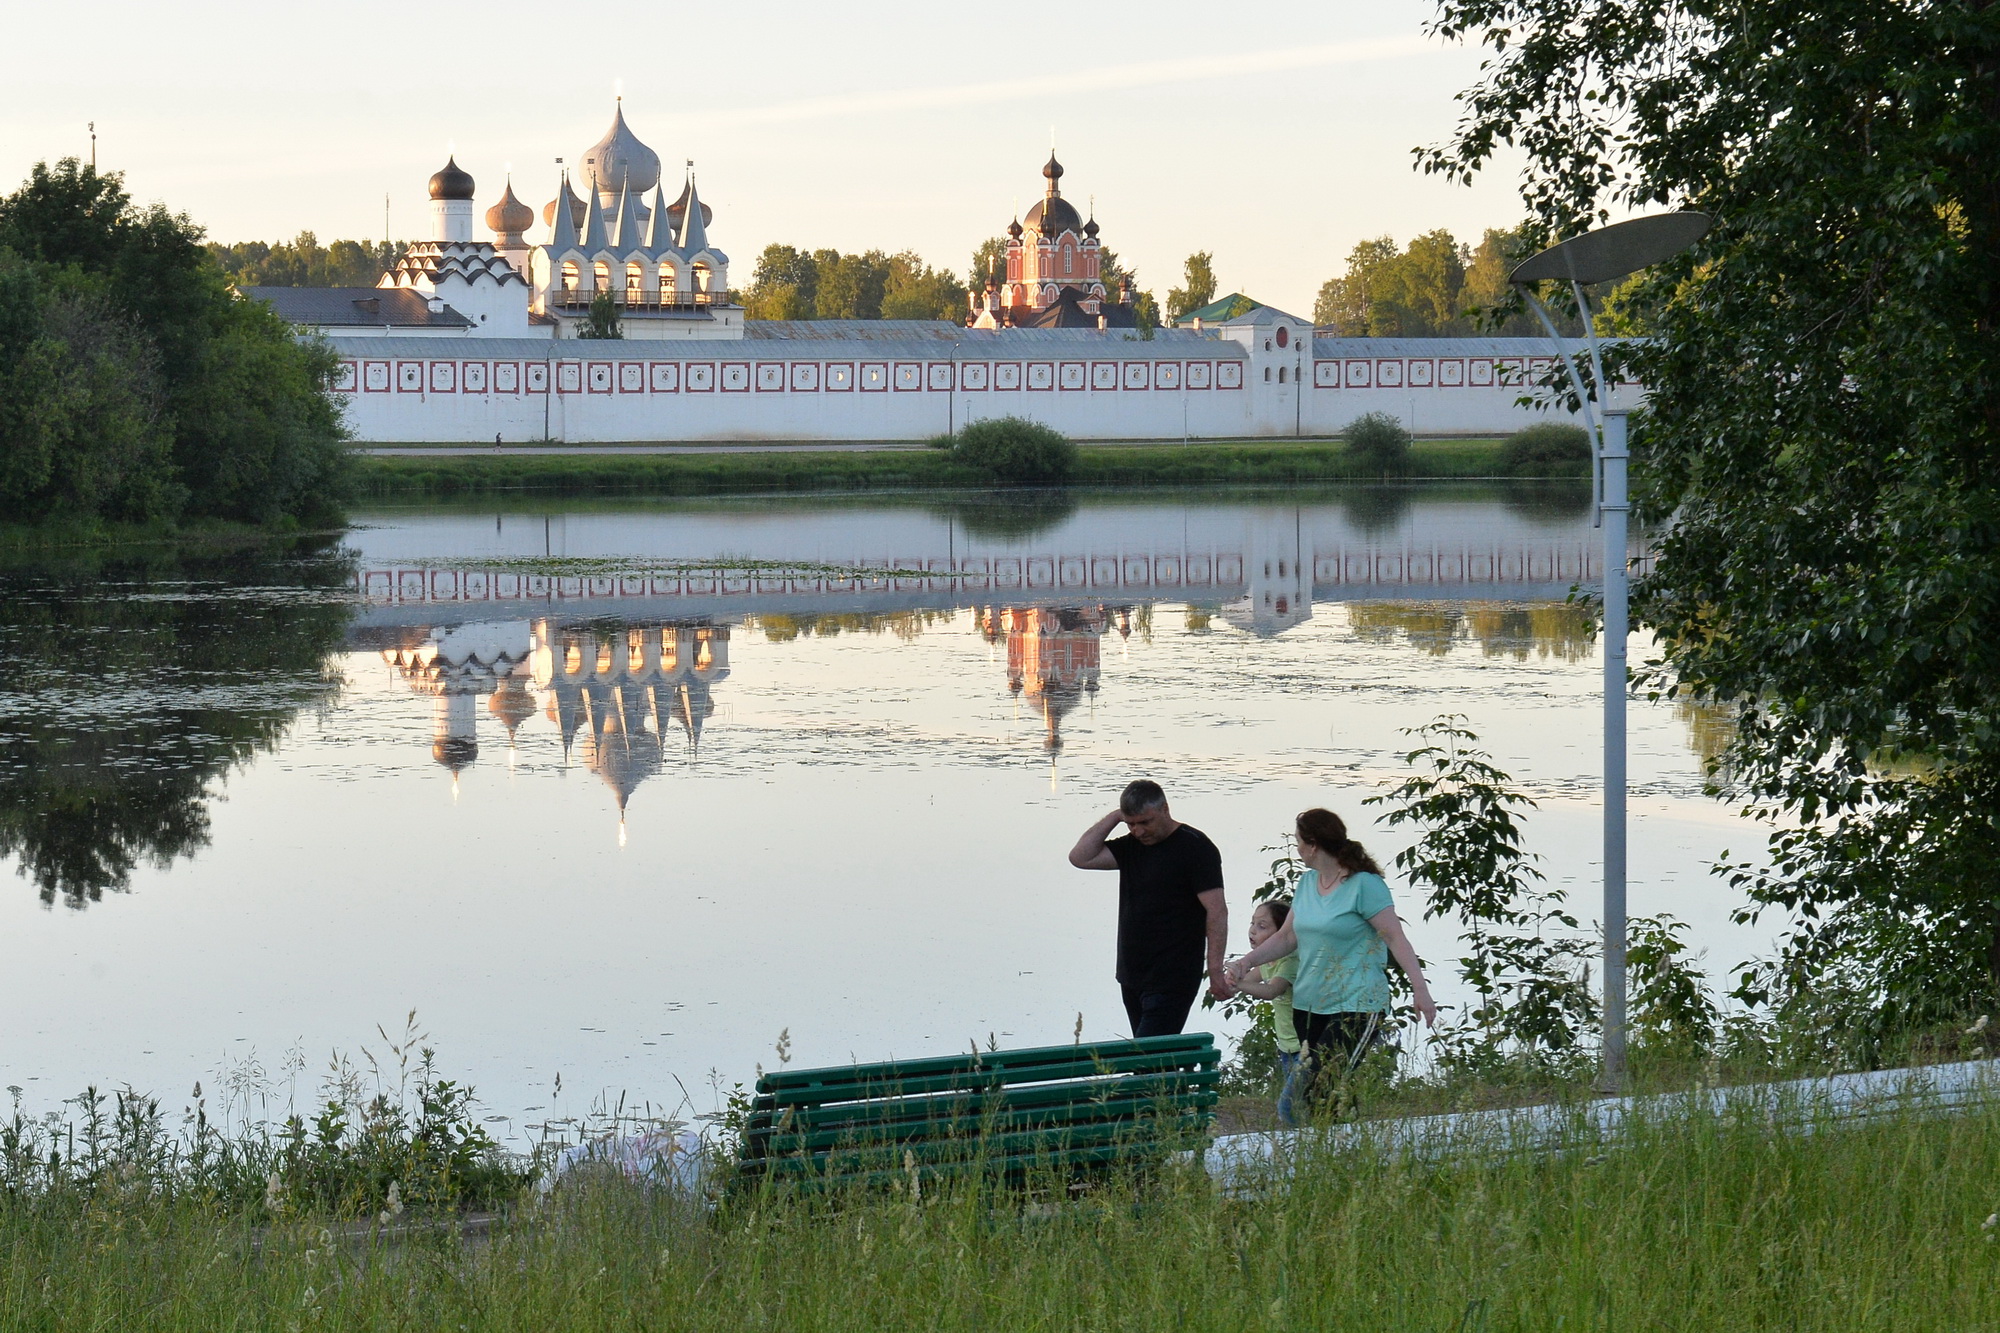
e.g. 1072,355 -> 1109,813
1296,808 -> 1384,877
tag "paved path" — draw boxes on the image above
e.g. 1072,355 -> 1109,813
362,442 -> 934,457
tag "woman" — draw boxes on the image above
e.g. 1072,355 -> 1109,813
1225,808 -> 1436,1123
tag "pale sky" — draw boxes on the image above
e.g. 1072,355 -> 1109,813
5,0 -> 1529,316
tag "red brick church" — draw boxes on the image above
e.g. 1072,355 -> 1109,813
968,154 -> 1137,329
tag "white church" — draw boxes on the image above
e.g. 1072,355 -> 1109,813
246,104 -> 1605,444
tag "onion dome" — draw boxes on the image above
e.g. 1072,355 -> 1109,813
581,101 -> 661,197
1006,217 -> 1023,239
428,156 -> 475,202
485,182 -> 534,239
543,176 -> 587,230
1023,192 -> 1082,237
1042,153 -> 1064,184
1083,214 -> 1100,239
663,175 -> 714,235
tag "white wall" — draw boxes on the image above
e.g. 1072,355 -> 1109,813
329,337 -> 1590,443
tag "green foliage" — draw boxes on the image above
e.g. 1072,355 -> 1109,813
206,233 -> 406,288
1165,251 -> 1216,320
0,159 -> 350,524
1368,717 -> 1600,1072
1425,0 -> 2000,1045
1314,228 -> 1552,336
745,244 -> 967,322
1096,246 -> 1159,337
932,416 -> 1077,484
1343,411 -> 1413,471
577,290 -> 624,339
1500,421 -> 1591,475
967,235 -> 1009,291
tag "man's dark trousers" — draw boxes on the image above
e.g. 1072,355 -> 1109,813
1121,979 -> 1201,1038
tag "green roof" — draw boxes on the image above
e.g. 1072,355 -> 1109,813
1175,292 -> 1262,323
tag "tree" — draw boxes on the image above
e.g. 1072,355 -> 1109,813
1423,0 -> 2000,1045
813,250 -> 891,320
576,290 -> 623,339
207,234 -> 403,287
967,236 -> 1009,292
0,160 -> 349,523
1166,251 -> 1217,320
881,250 -> 967,321
1098,247 -> 1160,336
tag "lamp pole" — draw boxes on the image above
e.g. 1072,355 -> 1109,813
1509,211 -> 1709,1093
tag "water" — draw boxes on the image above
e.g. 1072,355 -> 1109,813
0,487 -> 1756,1132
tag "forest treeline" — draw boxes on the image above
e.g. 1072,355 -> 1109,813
207,234 -> 409,289
0,161 -> 349,526
1315,228 -> 1544,336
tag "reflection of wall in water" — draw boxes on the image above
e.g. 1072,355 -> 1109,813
380,618 -> 730,816
982,606 -> 1128,752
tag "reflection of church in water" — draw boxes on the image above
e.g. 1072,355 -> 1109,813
380,619 -> 730,818
981,606 -> 1134,752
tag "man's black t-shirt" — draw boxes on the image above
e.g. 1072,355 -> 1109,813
1108,824 -> 1224,989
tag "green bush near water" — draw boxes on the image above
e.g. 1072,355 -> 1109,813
929,416 -> 1079,484
1343,411 -> 1413,472
1501,421 -> 1593,476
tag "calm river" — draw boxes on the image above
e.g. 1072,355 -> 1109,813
0,486 -> 1757,1133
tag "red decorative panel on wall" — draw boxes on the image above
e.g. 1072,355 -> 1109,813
333,361 -> 358,393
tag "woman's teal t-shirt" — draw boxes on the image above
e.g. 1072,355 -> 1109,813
1289,869 -> 1395,1015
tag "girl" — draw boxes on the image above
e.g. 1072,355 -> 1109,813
1229,901 -> 1300,1092
1226,808 -> 1437,1122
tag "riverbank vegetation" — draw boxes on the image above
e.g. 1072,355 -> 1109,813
4,1043 -> 1996,1330
0,160 -> 350,529
353,436 -> 1510,498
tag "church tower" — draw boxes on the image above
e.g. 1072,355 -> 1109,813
428,156 -> 475,242
970,154 -> 1133,329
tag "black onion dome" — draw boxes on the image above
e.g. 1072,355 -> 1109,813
1083,215 -> 1100,238
1024,194 -> 1082,236
1007,217 -> 1024,238
485,183 -> 534,236
1042,153 -> 1064,183
428,156 -> 475,202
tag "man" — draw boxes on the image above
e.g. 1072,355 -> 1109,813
1069,779 -> 1231,1038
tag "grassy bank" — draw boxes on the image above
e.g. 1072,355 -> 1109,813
6,1094 -> 1996,1330
356,437 -> 1514,499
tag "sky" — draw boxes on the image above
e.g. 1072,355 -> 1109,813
3,0 -> 1530,316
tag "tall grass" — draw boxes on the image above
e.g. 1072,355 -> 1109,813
5,1092 -> 1997,1330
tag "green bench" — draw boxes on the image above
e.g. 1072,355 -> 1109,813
734,1032 -> 1220,1194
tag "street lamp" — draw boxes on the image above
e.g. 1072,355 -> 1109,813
1509,211 -> 1710,1093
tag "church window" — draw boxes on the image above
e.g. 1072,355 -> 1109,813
593,261 -> 611,292
1264,367 -> 1271,382
561,260 -> 578,292
659,266 -> 677,300
1279,366 -> 1287,383
1064,247 -> 1072,275
628,630 -> 646,671
660,629 -> 678,669
692,262 -> 711,294
626,263 -> 644,301
596,641 -> 613,673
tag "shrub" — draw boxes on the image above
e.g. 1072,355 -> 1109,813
1343,411 -> 1411,471
936,416 -> 1077,485
1501,421 -> 1592,475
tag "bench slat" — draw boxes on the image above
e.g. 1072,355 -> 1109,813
753,1049 -> 1217,1109
754,1033 -> 1213,1094
747,1070 -> 1218,1137
747,1111 -> 1214,1179
755,1090 -> 1220,1155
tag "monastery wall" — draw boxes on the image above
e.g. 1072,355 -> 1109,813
330,334 -> 1601,444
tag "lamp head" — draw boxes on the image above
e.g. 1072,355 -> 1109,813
1509,211 -> 1712,287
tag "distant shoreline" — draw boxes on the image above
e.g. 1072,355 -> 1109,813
355,437 -> 1574,498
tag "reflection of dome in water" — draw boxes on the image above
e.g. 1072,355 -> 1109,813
432,735 -> 478,771
488,673 -> 536,736
997,605 -> 1105,752
581,685 -> 664,811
